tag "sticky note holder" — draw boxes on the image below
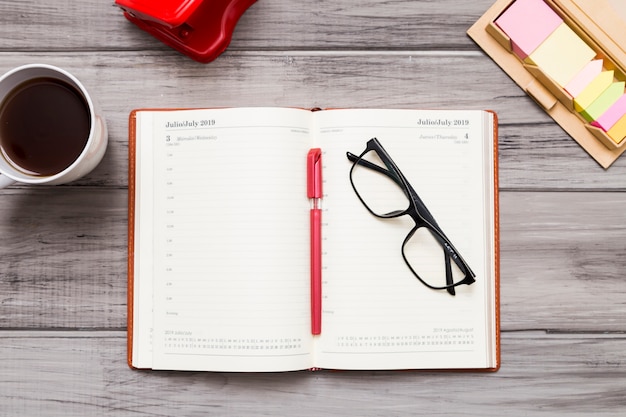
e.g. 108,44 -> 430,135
468,0 -> 626,168
115,0 -> 258,63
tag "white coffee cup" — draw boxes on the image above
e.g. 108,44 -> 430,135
0,64 -> 107,188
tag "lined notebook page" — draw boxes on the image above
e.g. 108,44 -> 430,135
313,109 -> 496,370
132,107 -> 497,371
136,108 -> 315,371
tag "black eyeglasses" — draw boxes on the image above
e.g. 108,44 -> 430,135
347,138 -> 475,295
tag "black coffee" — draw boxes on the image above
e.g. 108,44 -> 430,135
0,77 -> 91,176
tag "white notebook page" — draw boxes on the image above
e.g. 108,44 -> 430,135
313,109 -> 496,370
138,108 -> 315,371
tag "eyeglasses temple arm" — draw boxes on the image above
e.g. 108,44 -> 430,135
423,224 -> 476,280
444,253 -> 456,296
346,151 -> 406,189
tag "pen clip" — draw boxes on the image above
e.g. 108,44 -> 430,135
307,148 -> 322,199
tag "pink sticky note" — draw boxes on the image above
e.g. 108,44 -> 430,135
495,0 -> 563,59
565,59 -> 603,98
591,94 -> 626,131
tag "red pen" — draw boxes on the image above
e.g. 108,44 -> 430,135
307,148 -> 323,335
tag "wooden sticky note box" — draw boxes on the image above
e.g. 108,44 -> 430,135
468,0 -> 626,168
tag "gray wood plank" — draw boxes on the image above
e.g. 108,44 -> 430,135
1,0 -> 625,413
0,0 -> 497,51
0,188 -> 128,329
500,191 -> 626,331
0,52 -> 625,189
0,330 -> 624,417
1,189 -> 624,332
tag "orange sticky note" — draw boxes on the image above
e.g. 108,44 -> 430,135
607,114 -> 626,144
527,23 -> 596,87
574,71 -> 614,113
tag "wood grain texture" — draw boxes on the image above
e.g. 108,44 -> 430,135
0,0 -> 625,415
0,52 -> 624,189
0,0 -> 495,51
0,331 -> 625,417
1,190 -> 624,331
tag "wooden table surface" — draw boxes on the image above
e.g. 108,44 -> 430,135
1,0 -> 625,415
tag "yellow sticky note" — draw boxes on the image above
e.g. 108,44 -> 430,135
527,23 -> 596,87
581,81 -> 625,122
574,71 -> 614,113
607,113 -> 626,144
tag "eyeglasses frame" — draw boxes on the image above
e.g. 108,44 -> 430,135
347,137 -> 476,295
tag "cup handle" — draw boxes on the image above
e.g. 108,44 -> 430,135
0,173 -> 16,189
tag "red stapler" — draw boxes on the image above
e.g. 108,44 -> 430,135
114,0 -> 258,63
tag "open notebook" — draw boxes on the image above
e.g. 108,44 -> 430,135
127,107 -> 500,372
